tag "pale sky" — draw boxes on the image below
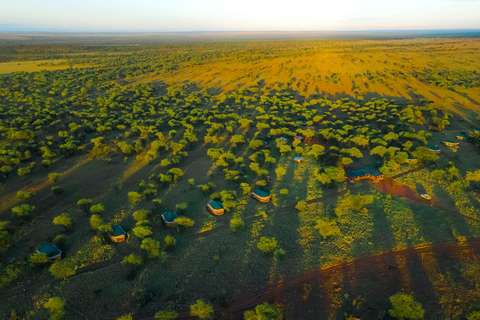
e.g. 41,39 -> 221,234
1,0 -> 480,32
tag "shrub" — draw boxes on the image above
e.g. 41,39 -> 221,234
30,252 -> 48,264
388,292 -> 425,320
174,217 -> 195,228
164,235 -> 177,249
122,254 -> 142,265
90,214 -> 103,230
12,204 -> 35,217
155,309 -> 178,320
90,204 -> 104,214
48,173 -> 61,184
230,217 -> 245,232
51,186 -> 65,196
49,261 -> 75,280
190,299 -> 214,319
133,210 -> 149,221
175,202 -> 187,213
244,302 -> 283,320
53,213 -> 72,228
133,224 -> 152,239
257,237 -> 277,253
295,200 -> 307,212
141,238 -> 161,258
77,198 -> 93,213
128,192 -> 143,206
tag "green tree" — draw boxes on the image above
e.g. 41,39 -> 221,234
51,186 -> 65,196
164,235 -> 177,249
128,192 -> 143,206
44,297 -> 65,320
141,238 -> 161,258
295,200 -> 307,212
244,302 -> 283,320
53,213 -> 72,228
190,300 -> 214,319
30,252 -> 48,264
122,254 -> 142,265
90,214 -> 103,230
48,172 -> 61,184
257,237 -> 277,253
388,293 -> 424,320
230,217 -> 245,232
275,167 -> 286,181
174,217 -> 195,228
90,204 -> 104,214
12,204 -> 35,217
308,144 -> 325,159
49,261 -> 75,280
133,210 -> 149,221
155,310 -> 178,320
168,168 -> 184,183
77,198 -> 93,214
133,224 -> 153,238
314,219 -> 340,238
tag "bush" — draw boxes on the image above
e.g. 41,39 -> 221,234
141,238 -> 161,258
230,217 -> 245,232
388,292 -> 424,320
128,192 -> 143,206
90,204 -> 104,214
175,202 -> 188,213
122,254 -> 142,265
12,204 -> 35,217
244,302 -> 283,320
257,237 -> 277,253
133,210 -> 149,221
155,309 -> 178,320
295,200 -> 307,212
164,235 -> 177,249
51,186 -> 65,196
49,261 -> 75,280
44,297 -> 65,320
53,213 -> 72,228
174,217 -> 195,227
77,198 -> 93,213
48,173 -> 61,184
30,252 -> 48,264
190,299 -> 214,319
90,214 -> 103,230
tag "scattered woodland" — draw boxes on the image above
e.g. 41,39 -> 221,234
0,36 -> 480,319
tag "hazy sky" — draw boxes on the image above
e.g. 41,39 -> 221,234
1,0 -> 480,32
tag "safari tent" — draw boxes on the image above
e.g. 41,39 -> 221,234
36,244 -> 62,262
442,140 -> 459,147
207,200 -> 225,215
162,210 -> 178,227
252,189 -> 271,202
110,225 -> 126,242
345,168 -> 384,183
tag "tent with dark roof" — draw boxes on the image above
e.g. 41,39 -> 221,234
36,244 -> 62,261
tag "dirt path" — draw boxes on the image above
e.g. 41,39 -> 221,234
137,238 -> 480,319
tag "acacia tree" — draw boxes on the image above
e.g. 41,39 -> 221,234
388,293 -> 424,320
257,237 -> 277,253
244,302 -> 283,320
190,300 -> 214,319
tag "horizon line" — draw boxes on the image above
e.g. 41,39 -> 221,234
2,28 -> 480,34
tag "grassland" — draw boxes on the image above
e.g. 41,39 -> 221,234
0,37 -> 480,320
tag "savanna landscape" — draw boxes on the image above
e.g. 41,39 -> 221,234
0,34 -> 480,320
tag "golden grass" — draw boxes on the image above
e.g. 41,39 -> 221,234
0,59 -> 87,74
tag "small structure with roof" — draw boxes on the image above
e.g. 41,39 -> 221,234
474,128 -> 480,133
252,189 -> 271,202
279,137 -> 288,143
345,168 -> 384,183
293,156 -> 303,163
456,133 -> 468,141
295,136 -> 304,141
110,225 -> 126,243
428,145 -> 441,154
36,244 -> 62,262
442,140 -> 459,147
162,210 -> 178,227
207,200 -> 225,215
